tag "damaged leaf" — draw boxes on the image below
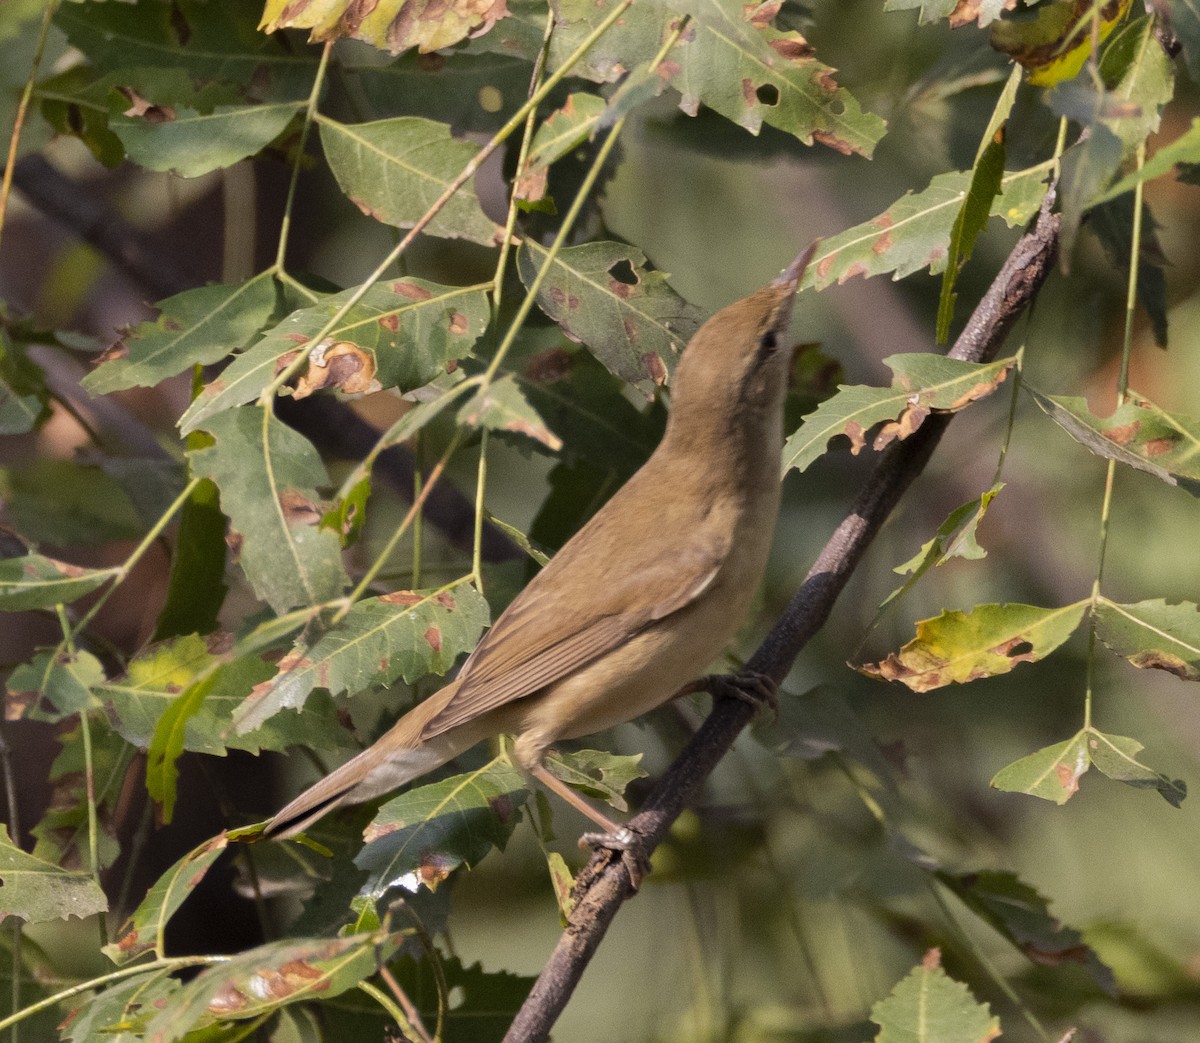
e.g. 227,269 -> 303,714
292,341 -> 379,399
783,354 -> 1016,475
232,584 -> 489,733
458,374 -> 563,451
0,554 -> 117,612
992,727 -> 1185,806
1095,597 -> 1200,681
859,601 -> 1087,692
356,757 -> 529,901
989,0 -> 1133,87
6,647 -> 104,722
518,240 -> 704,393
1028,389 -> 1200,496
0,824 -> 107,925
261,0 -> 509,54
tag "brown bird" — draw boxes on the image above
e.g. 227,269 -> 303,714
265,243 -> 815,860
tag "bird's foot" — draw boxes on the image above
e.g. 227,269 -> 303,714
579,826 -> 651,891
704,670 -> 780,718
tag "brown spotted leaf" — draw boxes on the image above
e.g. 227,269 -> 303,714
783,354 -> 1016,475
232,585 -> 489,734
860,601 -> 1087,692
180,279 -> 488,435
142,930 -> 400,1040
803,165 -> 1049,292
0,554 -> 117,612
458,374 -> 562,451
1029,389 -> 1200,496
1094,597 -> 1200,681
882,0 -> 1016,27
104,834 -> 228,964
357,757 -> 529,900
261,0 -> 508,54
517,240 -> 704,394
992,727 -> 1185,807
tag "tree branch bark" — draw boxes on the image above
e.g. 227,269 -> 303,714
502,194 -> 1061,1043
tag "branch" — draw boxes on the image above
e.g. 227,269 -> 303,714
503,193 -> 1061,1043
8,154 -> 521,564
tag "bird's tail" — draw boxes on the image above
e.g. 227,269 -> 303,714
264,680 -> 467,839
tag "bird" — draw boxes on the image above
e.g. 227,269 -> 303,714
264,242 -> 815,867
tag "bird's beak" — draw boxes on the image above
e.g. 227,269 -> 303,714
773,239 -> 820,292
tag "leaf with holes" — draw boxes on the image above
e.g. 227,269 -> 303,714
0,824 -> 107,925
518,240 -> 704,393
783,354 -> 1016,475
870,949 -> 1000,1042
860,601 -> 1087,692
549,0 -> 885,155
803,165 -> 1049,291
232,584 -> 490,733
1095,598 -> 1200,681
319,115 -> 498,243
84,272 -> 279,394
458,374 -> 562,451
142,931 -> 401,1039
179,279 -> 488,434
0,554 -> 116,612
189,407 -> 349,613
1028,389 -> 1200,495
104,834 -> 228,965
357,758 -> 529,899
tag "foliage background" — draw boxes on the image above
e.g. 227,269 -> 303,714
0,0 -> 1199,1040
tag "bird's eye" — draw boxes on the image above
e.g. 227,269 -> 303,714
759,330 -> 777,354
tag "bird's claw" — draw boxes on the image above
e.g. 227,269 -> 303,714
705,670 -> 780,718
579,826 -> 650,890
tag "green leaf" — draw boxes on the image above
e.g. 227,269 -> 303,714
1090,194 -> 1169,347
62,969 -> 180,1043
113,99 -> 303,177
989,0 -> 1133,88
5,647 -> 104,721
936,127 -> 1006,342
318,115 -> 498,244
143,931 -> 401,1039
990,726 -> 1186,806
189,407 -> 349,613
783,355 -> 1016,476
0,823 -> 107,924
0,554 -> 115,611
0,327 -> 49,434
1091,117 -> 1200,206
1095,597 -> 1200,681
936,869 -> 1116,993
870,949 -> 1000,1042
1028,388 -> 1200,495
146,671 -> 219,823
883,483 -> 1005,611
551,0 -> 886,155
1059,122 -> 1125,260
1088,729 -> 1186,806
232,584 -> 490,732
153,477 -> 228,641
55,1 -> 316,102
0,459 -> 143,545
458,374 -> 563,451
83,272 -> 279,394
357,758 -> 529,899
105,833 -> 228,964
179,279 -> 489,434
517,240 -> 705,392
1173,1 -> 1200,83
1098,15 -> 1175,153
803,165 -> 1050,291
544,748 -> 647,813
519,93 -> 608,194
860,601 -> 1088,692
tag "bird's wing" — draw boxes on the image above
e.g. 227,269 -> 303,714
419,530 -> 729,740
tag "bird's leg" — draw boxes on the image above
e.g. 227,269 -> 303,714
528,763 -> 650,890
698,670 -> 780,717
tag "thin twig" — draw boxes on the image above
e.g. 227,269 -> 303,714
501,193 -> 1062,1043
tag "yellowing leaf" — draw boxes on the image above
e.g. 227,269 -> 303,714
860,601 -> 1087,692
260,0 -> 509,54
990,0 -> 1133,87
